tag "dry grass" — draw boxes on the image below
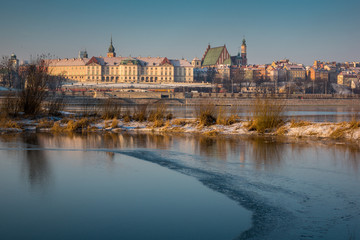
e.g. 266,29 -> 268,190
166,113 -> 174,120
148,104 -> 167,122
217,105 -> 240,125
133,104 -> 148,122
37,119 -> 54,129
122,110 -> 132,122
110,118 -> 119,128
153,119 -> 164,128
249,98 -> 286,133
203,129 -> 219,137
216,106 -> 226,125
101,98 -> 121,119
81,99 -> 97,117
51,122 -> 63,132
0,118 -> 21,129
172,118 -> 189,126
195,103 -> 216,126
290,120 -> 312,128
66,118 -> 90,132
330,121 -> 360,139
275,125 -> 288,135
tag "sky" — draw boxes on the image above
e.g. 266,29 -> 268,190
0,0 -> 359,65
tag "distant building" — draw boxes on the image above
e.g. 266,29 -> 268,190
337,71 -> 358,88
201,44 -> 231,68
230,38 -> 247,66
191,57 -> 201,68
200,38 -> 248,68
284,65 -> 306,82
309,67 -> 328,82
47,38 -> 193,84
240,38 -> 247,66
10,53 -> 19,70
78,50 -> 88,59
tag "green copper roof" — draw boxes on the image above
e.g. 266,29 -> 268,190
202,46 -> 224,66
223,58 -> 231,65
121,59 -> 141,65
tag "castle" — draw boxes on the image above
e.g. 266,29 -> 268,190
47,38 -> 193,84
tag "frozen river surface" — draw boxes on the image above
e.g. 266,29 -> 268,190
0,133 -> 360,239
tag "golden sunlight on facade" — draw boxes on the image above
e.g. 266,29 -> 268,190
47,38 -> 193,84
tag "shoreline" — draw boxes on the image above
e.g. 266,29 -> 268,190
1,117 -> 360,143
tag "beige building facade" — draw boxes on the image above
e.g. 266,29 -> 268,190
47,40 -> 193,84
47,56 -> 193,84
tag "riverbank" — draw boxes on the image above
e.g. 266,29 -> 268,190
1,117 -> 360,142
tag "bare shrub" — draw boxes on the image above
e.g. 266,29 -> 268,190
153,119 -> 164,127
1,94 -> 20,117
37,119 -> 54,129
216,106 -> 226,125
0,118 -> 20,129
81,99 -> 97,117
216,106 -> 240,125
133,104 -> 148,122
123,110 -> 132,122
66,118 -> 90,132
101,98 -> 121,119
249,98 -> 286,133
51,122 -> 63,132
195,103 -> 216,126
166,113 -> 174,120
148,104 -> 166,122
17,60 -> 51,115
45,97 -> 65,116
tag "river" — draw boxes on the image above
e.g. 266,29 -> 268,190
0,132 -> 359,239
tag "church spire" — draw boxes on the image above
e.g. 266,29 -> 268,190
107,35 -> 116,57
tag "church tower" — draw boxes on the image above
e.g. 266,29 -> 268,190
241,38 -> 247,65
107,36 -> 116,57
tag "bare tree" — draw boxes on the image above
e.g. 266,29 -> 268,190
17,56 -> 58,115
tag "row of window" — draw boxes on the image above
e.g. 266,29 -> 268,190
86,76 -> 175,81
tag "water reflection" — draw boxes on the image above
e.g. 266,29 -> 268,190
21,134 -> 51,190
246,137 -> 284,169
1,132 -> 359,173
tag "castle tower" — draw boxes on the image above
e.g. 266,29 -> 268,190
107,36 -> 116,57
10,53 -> 19,70
241,38 -> 247,65
191,57 -> 201,68
78,49 -> 88,59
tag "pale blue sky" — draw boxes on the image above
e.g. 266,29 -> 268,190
0,0 -> 359,65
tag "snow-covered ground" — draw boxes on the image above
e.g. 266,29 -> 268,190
2,118 -> 360,141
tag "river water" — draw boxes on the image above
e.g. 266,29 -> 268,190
124,105 -> 360,122
0,132 -> 359,239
